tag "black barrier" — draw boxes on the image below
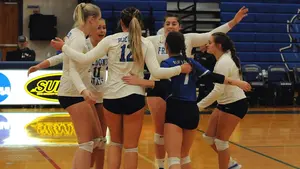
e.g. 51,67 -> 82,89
0,61 -> 62,70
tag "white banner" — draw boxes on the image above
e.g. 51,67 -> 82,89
0,70 -> 62,105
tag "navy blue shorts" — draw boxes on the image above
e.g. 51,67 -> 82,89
217,98 -> 248,119
103,94 -> 145,115
146,80 -> 170,100
165,97 -> 200,130
58,96 -> 84,109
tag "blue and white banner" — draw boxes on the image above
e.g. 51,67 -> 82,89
0,70 -> 62,105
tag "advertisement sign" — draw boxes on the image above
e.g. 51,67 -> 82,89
0,70 -> 62,105
0,112 -> 77,146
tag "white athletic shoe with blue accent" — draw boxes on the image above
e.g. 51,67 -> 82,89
228,160 -> 242,169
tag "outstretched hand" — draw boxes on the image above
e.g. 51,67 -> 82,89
51,37 -> 65,51
234,6 -> 249,24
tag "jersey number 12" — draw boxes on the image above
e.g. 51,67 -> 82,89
120,44 -> 133,62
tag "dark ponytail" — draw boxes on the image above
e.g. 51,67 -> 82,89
166,31 -> 195,74
229,43 -> 241,72
212,32 -> 241,74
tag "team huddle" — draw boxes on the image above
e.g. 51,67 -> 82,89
27,3 -> 250,169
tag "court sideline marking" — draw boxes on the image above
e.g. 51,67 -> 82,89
197,129 -> 300,169
35,146 -> 61,169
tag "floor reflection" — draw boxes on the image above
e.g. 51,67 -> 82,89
0,113 -> 77,146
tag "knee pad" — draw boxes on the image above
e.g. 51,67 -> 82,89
215,138 -> 229,151
124,147 -> 138,153
155,158 -> 165,168
202,133 -> 214,145
93,138 -> 102,149
93,137 -> 106,150
168,157 -> 180,168
181,156 -> 191,165
102,137 -> 107,144
154,133 -> 164,145
98,137 -> 107,150
79,141 -> 94,153
110,141 -> 122,148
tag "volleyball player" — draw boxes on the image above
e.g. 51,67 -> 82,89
51,7 -> 192,169
28,17 -> 109,169
47,3 -> 102,169
198,32 -> 249,169
122,31 -> 250,169
144,7 -> 248,169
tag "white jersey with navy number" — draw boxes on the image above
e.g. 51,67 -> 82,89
57,28 -> 93,97
86,38 -> 108,93
47,37 -> 108,102
197,51 -> 246,110
61,32 -> 182,99
147,23 -> 231,80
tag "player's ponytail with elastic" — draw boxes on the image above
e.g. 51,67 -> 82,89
73,3 -> 101,27
166,32 -> 196,75
121,7 -> 144,69
165,31 -> 192,63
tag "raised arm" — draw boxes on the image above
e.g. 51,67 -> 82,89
188,6 -> 248,47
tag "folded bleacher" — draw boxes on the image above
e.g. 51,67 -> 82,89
221,0 -> 300,105
220,1 -> 300,70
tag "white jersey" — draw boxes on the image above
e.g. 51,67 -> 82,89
157,28 -> 164,35
47,36 -> 108,102
146,22 -> 231,80
197,51 -> 246,110
86,38 -> 108,93
61,32 -> 182,99
53,28 -> 93,97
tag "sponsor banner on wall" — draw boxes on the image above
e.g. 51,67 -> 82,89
0,70 -> 62,105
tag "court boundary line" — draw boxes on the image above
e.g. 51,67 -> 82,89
247,145 -> 300,148
138,153 -> 157,166
200,111 -> 300,114
197,129 -> 300,169
35,146 -> 61,169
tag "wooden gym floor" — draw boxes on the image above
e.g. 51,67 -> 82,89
0,107 -> 299,169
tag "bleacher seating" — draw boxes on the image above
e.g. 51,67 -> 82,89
293,66 -> 300,104
220,0 -> 300,70
267,65 -> 294,105
242,64 -> 266,105
92,0 -> 167,35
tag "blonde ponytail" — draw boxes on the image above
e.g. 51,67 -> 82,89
73,3 -> 101,27
129,17 -> 143,69
73,3 -> 85,27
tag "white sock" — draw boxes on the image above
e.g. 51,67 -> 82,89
229,157 -> 236,167
156,158 -> 165,168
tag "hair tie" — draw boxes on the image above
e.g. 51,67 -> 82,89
81,3 -> 86,9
